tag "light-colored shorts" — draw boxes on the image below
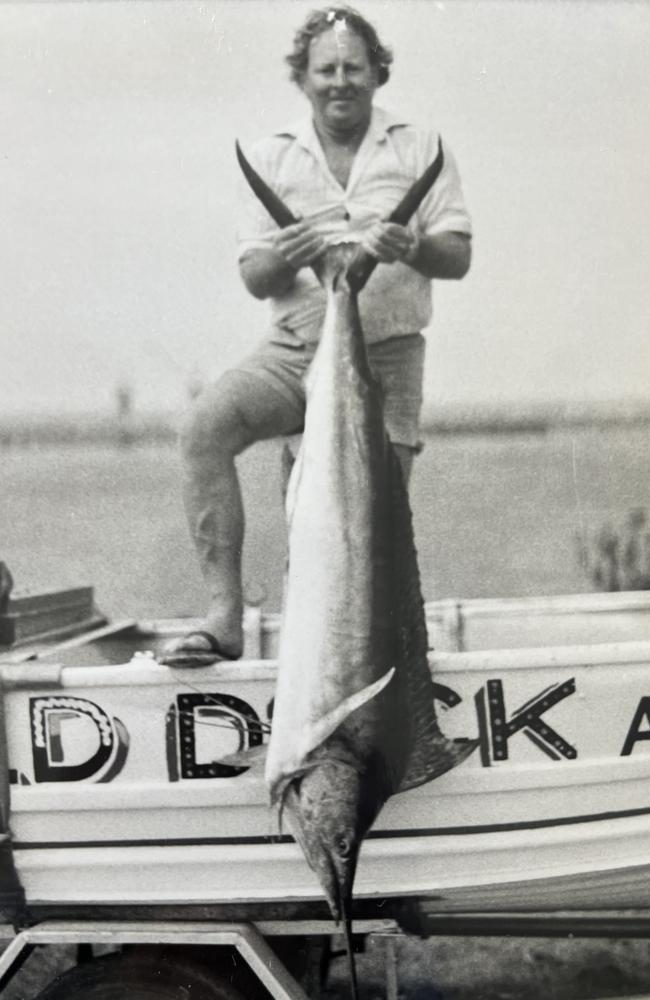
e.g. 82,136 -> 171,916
234,328 -> 425,449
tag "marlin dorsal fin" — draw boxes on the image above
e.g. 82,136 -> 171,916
398,734 -> 477,792
385,444 -> 478,792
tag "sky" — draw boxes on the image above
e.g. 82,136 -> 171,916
1,0 -> 649,418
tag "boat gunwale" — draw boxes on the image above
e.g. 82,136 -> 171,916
8,636 -> 650,688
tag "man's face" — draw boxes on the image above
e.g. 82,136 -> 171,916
300,28 -> 378,135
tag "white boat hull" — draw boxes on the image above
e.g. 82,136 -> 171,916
14,812 -> 650,913
4,594 -> 650,915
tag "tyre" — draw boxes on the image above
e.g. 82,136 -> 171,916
32,948 -> 247,1000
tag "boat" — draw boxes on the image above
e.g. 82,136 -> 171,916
2,587 -> 650,929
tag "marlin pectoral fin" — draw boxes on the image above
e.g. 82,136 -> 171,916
216,743 -> 268,768
398,734 -> 478,792
298,668 -> 396,762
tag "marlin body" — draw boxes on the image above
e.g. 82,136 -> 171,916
267,241 -> 476,876
236,141 -> 477,995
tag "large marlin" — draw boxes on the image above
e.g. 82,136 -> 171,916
236,140 -> 477,997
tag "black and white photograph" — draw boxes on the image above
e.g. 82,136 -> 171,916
1,2 -> 650,997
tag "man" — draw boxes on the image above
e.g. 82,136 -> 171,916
163,5 -> 472,666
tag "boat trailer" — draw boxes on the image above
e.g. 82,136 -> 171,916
4,910 -> 650,998
0,916 -> 396,999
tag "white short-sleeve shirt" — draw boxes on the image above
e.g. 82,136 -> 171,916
237,106 -> 472,345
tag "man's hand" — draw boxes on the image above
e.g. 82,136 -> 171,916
273,220 -> 327,271
361,222 -> 419,265
240,220 -> 327,300
362,224 -> 471,280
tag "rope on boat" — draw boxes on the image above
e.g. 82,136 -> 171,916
167,669 -> 272,736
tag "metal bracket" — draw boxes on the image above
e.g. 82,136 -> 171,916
0,920 -> 308,999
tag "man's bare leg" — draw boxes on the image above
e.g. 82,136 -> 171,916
168,370 -> 304,661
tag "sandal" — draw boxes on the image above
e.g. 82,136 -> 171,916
159,630 -> 238,668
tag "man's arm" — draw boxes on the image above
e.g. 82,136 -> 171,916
239,220 -> 327,300
239,248 -> 297,300
361,223 -> 472,280
409,231 -> 472,280
240,219 -> 472,297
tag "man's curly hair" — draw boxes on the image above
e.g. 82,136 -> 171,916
285,6 -> 393,87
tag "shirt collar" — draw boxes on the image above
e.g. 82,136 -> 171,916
273,105 -> 411,152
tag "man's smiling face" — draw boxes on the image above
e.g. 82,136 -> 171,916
300,27 -> 379,137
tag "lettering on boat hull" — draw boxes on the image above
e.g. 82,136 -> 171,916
473,679 -> 577,765
167,693 -> 264,781
11,681 -> 650,784
621,696 -> 650,756
29,696 -> 129,783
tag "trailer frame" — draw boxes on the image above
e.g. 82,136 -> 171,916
4,910 -> 650,999
0,916 -> 400,999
